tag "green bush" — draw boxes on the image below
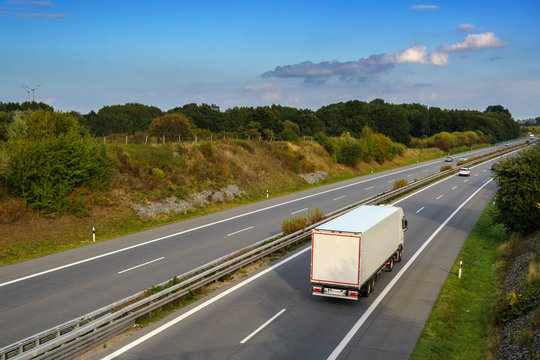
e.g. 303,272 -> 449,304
492,145 -> 540,234
282,208 -> 325,235
440,164 -> 452,172
393,179 -> 408,190
496,286 -> 540,323
317,127 -> 403,167
336,134 -> 364,166
4,110 -> 113,214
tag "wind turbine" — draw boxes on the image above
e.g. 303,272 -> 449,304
21,84 -> 42,103
21,85 -> 31,101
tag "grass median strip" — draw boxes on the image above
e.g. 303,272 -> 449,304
411,201 -> 506,359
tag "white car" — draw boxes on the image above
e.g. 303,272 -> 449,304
459,157 -> 468,161
459,168 -> 470,176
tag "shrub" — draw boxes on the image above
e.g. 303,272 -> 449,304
496,286 -> 540,323
4,110 -> 113,214
149,113 -> 193,142
393,179 -> 408,190
337,135 -> 363,166
282,208 -> 325,235
440,164 -> 452,172
492,145 -> 540,234
307,208 -> 325,224
0,197 -> 25,223
0,151 -> 10,178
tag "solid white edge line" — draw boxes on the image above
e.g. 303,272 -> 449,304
118,257 -> 165,274
2,146 -> 518,289
101,247 -> 311,360
226,226 -> 254,237
291,208 -> 309,215
0,159 -> 441,288
102,147 -> 515,359
240,308 -> 286,344
326,178 -> 494,360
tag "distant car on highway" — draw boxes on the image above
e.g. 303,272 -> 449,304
445,156 -> 453,162
505,143 -> 510,146
458,168 -> 470,176
459,156 -> 468,161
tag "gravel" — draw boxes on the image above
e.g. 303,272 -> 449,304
497,233 -> 539,359
497,311 -> 539,360
503,252 -> 535,293
130,184 -> 246,219
298,171 -> 328,184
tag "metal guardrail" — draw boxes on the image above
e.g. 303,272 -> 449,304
0,143 -> 524,360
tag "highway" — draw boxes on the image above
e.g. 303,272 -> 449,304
96,153 -> 500,359
0,141 -> 521,347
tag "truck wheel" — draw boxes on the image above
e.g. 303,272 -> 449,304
386,258 -> 394,272
394,249 -> 403,262
361,280 -> 371,297
370,277 -> 375,292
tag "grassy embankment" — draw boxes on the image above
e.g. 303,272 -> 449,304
411,201 -> 539,359
0,140 -> 482,267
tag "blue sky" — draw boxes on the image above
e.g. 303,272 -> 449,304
1,1 -> 539,119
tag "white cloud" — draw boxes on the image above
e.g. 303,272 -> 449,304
442,32 -> 507,51
263,33 -> 507,80
393,44 -> 429,64
429,49 -> 450,66
0,1 -> 69,19
410,4 -> 439,10
391,44 -> 449,66
458,24 -> 476,32
7,0 -> 52,8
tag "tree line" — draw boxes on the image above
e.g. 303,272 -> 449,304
1,100 -> 520,145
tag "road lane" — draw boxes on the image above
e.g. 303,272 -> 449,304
94,154 -> 499,359
0,141 -> 521,347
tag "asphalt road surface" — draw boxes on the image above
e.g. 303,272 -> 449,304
0,140 -> 522,347
96,153 -> 500,360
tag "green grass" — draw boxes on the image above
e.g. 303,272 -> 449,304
0,142 -> 498,267
411,201 -> 507,360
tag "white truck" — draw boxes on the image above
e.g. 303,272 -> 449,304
311,205 -> 407,300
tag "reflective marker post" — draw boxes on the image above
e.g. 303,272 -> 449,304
93,227 -> 96,242
458,261 -> 463,278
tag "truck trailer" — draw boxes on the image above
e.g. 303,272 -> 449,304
310,205 -> 407,300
